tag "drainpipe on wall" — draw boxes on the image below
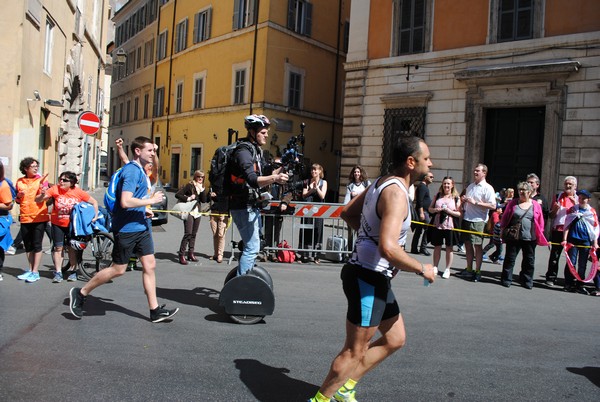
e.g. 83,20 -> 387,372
249,0 -> 260,115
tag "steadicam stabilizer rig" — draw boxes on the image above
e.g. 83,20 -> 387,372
219,266 -> 275,325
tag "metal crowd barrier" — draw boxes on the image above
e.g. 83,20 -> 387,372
227,201 -> 353,264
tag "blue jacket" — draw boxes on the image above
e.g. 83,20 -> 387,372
71,202 -> 107,237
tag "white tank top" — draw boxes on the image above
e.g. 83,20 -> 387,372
350,176 -> 411,278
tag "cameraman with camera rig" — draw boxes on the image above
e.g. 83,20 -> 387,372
228,115 -> 289,276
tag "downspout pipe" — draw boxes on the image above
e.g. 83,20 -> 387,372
164,0 -> 178,147
249,0 -> 260,114
331,0 -> 342,153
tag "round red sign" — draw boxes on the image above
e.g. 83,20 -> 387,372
78,112 -> 101,135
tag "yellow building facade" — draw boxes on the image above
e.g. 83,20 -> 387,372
111,0 -> 349,200
1,0 -> 110,189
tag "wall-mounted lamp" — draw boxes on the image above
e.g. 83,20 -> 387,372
27,90 -> 42,102
115,48 -> 127,65
44,99 -> 64,107
213,133 -> 218,140
270,133 -> 278,146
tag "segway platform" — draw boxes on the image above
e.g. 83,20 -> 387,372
219,265 -> 274,324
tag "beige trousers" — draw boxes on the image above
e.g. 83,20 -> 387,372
209,213 -> 229,259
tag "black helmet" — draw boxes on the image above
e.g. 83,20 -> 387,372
244,114 -> 270,130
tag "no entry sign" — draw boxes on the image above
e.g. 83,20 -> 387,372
78,111 -> 101,135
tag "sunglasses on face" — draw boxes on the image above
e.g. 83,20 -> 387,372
59,178 -> 71,183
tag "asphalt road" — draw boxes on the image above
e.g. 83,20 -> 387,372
0,188 -> 598,401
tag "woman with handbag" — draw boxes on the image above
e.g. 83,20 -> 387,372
499,181 -> 548,288
175,170 -> 209,265
428,177 -> 461,279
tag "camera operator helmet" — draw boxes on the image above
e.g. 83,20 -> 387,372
244,114 -> 270,131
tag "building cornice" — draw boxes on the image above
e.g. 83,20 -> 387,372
455,59 -> 580,86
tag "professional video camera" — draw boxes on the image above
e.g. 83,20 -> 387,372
273,122 -> 306,198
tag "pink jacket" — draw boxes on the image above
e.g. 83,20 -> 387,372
500,199 -> 549,246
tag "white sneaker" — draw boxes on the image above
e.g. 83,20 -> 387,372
0,273 -> 3,281
442,269 -> 451,279
6,246 -> 16,255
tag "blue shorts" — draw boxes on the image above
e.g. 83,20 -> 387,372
112,230 -> 154,264
341,263 -> 400,327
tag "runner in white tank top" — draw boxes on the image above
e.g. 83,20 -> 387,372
350,176 -> 412,277
309,136 -> 436,402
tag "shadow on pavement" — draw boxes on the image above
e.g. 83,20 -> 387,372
61,295 -> 148,321
156,286 -> 233,323
234,358 -> 317,402
566,366 -> 600,387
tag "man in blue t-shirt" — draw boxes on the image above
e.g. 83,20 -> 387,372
68,136 -> 179,323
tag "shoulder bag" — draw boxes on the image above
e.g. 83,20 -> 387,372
170,200 -> 197,221
501,204 -> 532,242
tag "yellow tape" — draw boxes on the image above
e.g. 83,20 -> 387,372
410,220 -> 492,237
410,220 -> 593,249
152,209 -> 229,218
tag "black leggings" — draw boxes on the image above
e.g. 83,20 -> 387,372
21,222 -> 47,253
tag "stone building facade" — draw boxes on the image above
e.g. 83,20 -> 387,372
342,0 -> 600,208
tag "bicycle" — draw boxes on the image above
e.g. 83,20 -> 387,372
73,230 -> 115,280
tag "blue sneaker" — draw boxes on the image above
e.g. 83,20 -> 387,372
52,271 -> 63,283
482,255 -> 491,262
17,270 -> 32,280
25,272 -> 40,283
67,272 -> 77,282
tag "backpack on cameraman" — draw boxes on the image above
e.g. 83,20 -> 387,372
209,143 -> 239,195
208,141 -> 256,196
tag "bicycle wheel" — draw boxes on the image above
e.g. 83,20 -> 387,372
78,232 -> 114,280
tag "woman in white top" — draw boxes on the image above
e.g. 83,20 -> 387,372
344,165 -> 371,253
343,165 -> 371,204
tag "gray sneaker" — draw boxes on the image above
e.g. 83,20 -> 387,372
52,271 -> 63,283
69,287 -> 86,319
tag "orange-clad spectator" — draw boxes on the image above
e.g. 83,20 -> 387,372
36,171 -> 99,283
15,157 -> 50,283
0,160 -> 15,282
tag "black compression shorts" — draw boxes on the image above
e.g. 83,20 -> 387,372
341,263 -> 400,327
